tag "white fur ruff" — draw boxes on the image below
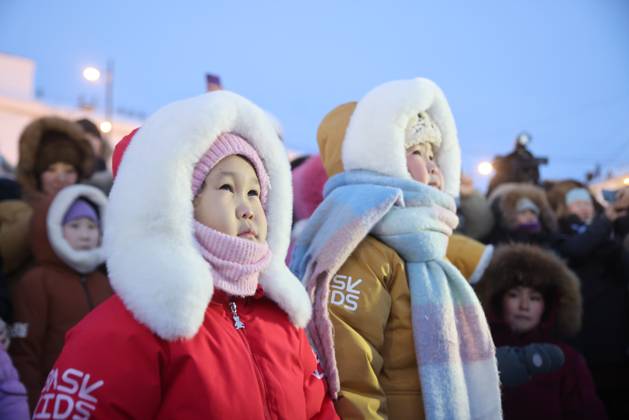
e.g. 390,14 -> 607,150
343,78 -> 461,198
105,91 -> 311,341
47,184 -> 107,274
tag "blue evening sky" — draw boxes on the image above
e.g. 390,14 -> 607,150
2,0 -> 628,188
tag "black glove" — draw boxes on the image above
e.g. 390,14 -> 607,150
496,343 -> 565,387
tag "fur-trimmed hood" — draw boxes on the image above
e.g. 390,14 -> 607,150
47,185 -> 107,274
488,182 -> 558,232
106,91 -> 312,341
544,179 -> 601,219
16,117 -> 95,197
476,243 -> 582,338
317,78 -> 461,197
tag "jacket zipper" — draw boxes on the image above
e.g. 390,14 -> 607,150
79,276 -> 95,310
229,299 -> 272,420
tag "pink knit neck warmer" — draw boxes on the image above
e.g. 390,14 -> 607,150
194,220 -> 272,296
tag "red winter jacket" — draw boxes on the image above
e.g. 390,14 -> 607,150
33,291 -> 338,420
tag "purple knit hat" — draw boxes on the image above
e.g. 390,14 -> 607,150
192,133 -> 270,206
62,198 -> 99,225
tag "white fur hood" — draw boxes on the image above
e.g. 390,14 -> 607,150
105,91 -> 312,341
47,184 -> 107,274
343,78 -> 461,197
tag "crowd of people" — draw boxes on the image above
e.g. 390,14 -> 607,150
0,77 -> 626,419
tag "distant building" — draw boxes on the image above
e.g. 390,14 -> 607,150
0,52 -> 141,172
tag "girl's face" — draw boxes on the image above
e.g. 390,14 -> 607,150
194,155 -> 267,243
63,217 -> 100,251
405,143 -> 444,190
40,162 -> 78,196
502,286 -> 545,334
567,199 -> 594,224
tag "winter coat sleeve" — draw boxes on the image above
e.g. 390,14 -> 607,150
560,346 -> 608,420
31,300 -> 163,419
9,267 -> 49,410
446,234 -> 494,285
0,258 -> 11,323
553,214 -> 613,260
0,347 -> 29,420
299,329 -> 339,419
329,240 -> 407,419
0,201 -> 33,275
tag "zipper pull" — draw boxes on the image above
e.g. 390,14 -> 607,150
229,301 -> 245,330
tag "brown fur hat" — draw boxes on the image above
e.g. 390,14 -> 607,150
17,116 -> 95,194
489,182 -> 557,232
544,179 -> 601,219
475,243 -> 582,337
75,118 -> 113,163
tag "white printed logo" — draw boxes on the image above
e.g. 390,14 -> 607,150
34,368 -> 104,419
330,274 -> 362,311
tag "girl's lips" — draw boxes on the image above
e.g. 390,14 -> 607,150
238,230 -> 256,239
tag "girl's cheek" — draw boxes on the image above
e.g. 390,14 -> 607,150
407,157 -> 429,183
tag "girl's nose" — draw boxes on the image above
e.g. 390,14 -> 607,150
238,203 -> 254,220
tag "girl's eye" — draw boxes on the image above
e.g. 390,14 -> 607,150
413,150 -> 423,156
219,184 -> 233,192
248,189 -> 260,197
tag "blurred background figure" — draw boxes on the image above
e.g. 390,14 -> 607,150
10,184 -> 112,411
487,133 -> 548,195
0,116 -> 94,285
548,181 -> 629,419
476,243 -> 607,420
75,118 -> 114,194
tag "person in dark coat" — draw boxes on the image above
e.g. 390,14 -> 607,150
476,243 -> 607,420
547,182 -> 629,420
485,182 -> 558,247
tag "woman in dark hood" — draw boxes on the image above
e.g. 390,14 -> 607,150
476,243 -> 607,420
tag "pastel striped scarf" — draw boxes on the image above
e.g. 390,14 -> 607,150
290,170 -> 501,420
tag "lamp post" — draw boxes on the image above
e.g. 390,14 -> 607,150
477,161 -> 494,176
82,59 -> 114,134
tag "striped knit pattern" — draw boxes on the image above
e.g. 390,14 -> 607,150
191,132 -> 270,206
290,170 -> 502,420
194,221 -> 272,296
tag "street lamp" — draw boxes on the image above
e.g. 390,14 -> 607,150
82,60 -> 114,133
477,161 -> 494,176
82,67 -> 101,82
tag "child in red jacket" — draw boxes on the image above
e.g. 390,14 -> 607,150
33,91 -> 338,419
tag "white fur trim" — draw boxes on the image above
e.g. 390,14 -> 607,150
343,78 -> 461,197
469,244 -> 494,285
47,185 -> 107,274
105,91 -> 311,340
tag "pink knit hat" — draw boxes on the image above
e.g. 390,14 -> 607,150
192,133 -> 270,205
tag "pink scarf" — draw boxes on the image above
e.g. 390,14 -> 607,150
194,220 -> 272,296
